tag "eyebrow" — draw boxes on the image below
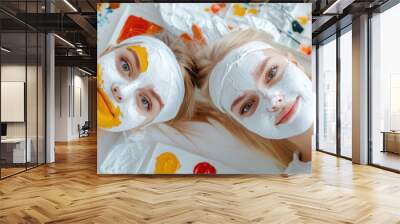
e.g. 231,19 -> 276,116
98,41 -> 143,58
126,48 -> 141,74
230,94 -> 246,111
149,89 -> 164,109
251,57 -> 269,78
104,42 -> 144,73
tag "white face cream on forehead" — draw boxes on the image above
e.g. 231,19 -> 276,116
209,41 -> 273,111
209,41 -> 314,139
97,35 -> 185,132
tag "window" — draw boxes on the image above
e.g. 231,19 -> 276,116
370,2 -> 400,171
390,74 -> 400,130
340,29 -> 352,158
312,45 -> 317,151
317,37 -> 337,154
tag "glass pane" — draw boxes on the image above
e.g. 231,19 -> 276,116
312,45 -> 317,151
318,38 -> 337,154
27,31 -> 38,169
371,3 -> 400,171
0,0 -> 46,178
1,31 -> 27,177
340,30 -> 352,158
38,32 -> 45,165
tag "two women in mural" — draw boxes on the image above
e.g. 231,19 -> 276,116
97,3 -> 314,174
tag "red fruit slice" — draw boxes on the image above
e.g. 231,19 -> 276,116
211,4 -> 221,14
117,15 -> 162,44
193,162 -> 217,174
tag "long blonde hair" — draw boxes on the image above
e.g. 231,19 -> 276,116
192,29 -> 307,167
155,32 -> 197,124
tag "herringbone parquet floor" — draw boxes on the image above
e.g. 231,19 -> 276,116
1,135 -> 400,224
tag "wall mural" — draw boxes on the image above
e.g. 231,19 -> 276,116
97,3 -> 313,175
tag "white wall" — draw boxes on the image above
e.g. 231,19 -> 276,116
1,65 -> 40,138
54,67 -> 89,141
55,67 -> 69,141
71,70 -> 89,137
1,65 -> 26,138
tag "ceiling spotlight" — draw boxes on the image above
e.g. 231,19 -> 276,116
78,67 -> 93,76
63,0 -> 78,12
76,48 -> 84,55
54,34 -> 75,48
1,47 -> 11,53
323,0 -> 354,15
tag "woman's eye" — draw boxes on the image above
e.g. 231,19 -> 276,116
240,100 -> 254,115
140,95 -> 152,111
121,59 -> 131,72
265,65 -> 278,83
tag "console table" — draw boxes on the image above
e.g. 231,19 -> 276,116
381,131 -> 400,154
1,138 -> 32,164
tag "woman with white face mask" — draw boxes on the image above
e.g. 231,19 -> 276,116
98,34 -> 200,173
194,29 -> 314,163
97,34 -> 195,132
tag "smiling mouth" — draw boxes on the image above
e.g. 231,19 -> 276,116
275,96 -> 300,126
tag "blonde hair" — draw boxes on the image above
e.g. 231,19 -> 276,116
192,29 -> 306,167
155,32 -> 197,124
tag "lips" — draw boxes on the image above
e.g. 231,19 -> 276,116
275,96 -> 300,126
97,64 -> 122,129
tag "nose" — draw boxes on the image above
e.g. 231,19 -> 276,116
267,94 -> 284,112
111,84 -> 123,102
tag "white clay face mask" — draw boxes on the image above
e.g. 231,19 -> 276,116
97,35 -> 185,132
209,41 -> 314,139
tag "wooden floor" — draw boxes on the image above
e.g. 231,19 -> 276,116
1,167 -> 26,178
1,135 -> 400,223
373,151 -> 400,171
